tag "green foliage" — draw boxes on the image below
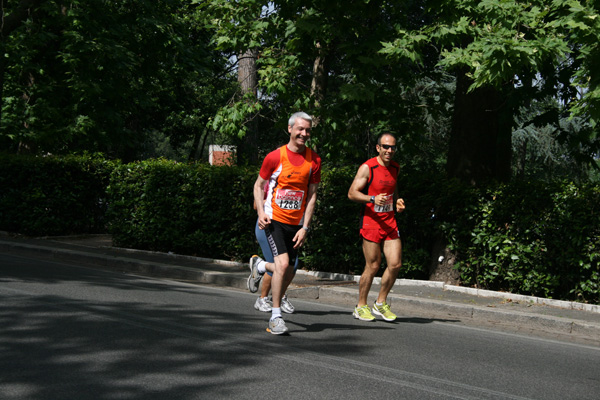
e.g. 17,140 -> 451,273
106,160 -> 258,260
441,180 -> 600,303
1,153 -> 599,303
381,0 -> 600,132
512,103 -> 599,182
203,0 -> 447,167
0,0 -> 233,161
0,153 -> 117,235
301,166 -> 363,274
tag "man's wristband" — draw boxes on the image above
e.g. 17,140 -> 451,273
369,195 -> 375,204
302,226 -> 310,232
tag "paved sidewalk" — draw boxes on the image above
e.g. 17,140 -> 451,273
1,233 -> 599,346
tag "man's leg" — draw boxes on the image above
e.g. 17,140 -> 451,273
262,262 -> 296,301
377,238 -> 402,303
357,239 -> 382,307
254,219 -> 291,307
269,253 -> 292,309
252,273 -> 273,312
260,274 -> 272,299
252,219 -> 274,299
370,238 -> 402,322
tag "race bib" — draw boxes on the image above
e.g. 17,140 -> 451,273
374,196 -> 393,213
275,189 -> 304,210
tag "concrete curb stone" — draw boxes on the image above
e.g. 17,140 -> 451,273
1,235 -> 599,345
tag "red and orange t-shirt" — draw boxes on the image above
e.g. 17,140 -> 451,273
260,145 -> 321,226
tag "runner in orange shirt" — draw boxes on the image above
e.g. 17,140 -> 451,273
252,183 -> 297,314
247,112 -> 321,334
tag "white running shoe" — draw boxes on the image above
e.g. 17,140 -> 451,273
267,317 -> 289,335
280,294 -> 295,314
247,255 -> 264,293
254,296 -> 272,312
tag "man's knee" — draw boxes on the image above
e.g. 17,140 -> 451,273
274,261 -> 292,274
363,261 -> 381,275
386,261 -> 402,273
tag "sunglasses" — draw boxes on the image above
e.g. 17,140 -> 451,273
379,144 -> 397,151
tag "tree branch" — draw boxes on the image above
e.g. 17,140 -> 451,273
1,0 -> 43,38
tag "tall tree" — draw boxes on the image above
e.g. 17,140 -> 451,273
0,0 -> 44,132
1,1 -> 232,161
237,48 -> 259,164
381,0 -> 600,184
205,0 -> 442,164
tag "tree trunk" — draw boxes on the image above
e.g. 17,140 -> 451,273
187,127 -> 206,162
429,236 -> 461,285
310,41 -> 327,127
238,49 -> 258,97
237,49 -> 259,165
435,72 -> 514,283
446,71 -> 513,185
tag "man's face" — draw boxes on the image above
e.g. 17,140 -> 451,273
288,118 -> 312,147
376,135 -> 397,163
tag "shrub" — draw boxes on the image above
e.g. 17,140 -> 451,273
444,180 -> 600,303
302,166 -> 363,274
1,153 -> 598,303
106,159 -> 259,260
0,153 -> 116,235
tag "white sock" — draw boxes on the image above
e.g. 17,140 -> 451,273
270,307 -> 282,320
257,260 -> 267,274
376,301 -> 383,306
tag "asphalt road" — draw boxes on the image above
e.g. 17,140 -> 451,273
2,253 -> 599,400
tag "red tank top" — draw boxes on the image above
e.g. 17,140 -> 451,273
359,157 -> 399,230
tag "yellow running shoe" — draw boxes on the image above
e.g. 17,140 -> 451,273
353,305 -> 376,321
372,301 -> 397,321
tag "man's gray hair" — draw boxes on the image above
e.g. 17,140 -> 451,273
288,111 -> 313,128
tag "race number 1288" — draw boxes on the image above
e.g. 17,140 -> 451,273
275,189 -> 304,210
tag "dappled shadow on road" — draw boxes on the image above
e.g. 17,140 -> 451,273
0,296 -> 259,399
295,310 -> 460,327
1,256 -> 388,399
397,316 -> 460,324
1,253 -> 218,296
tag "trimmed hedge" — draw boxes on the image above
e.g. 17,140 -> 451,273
105,162 -> 440,280
106,159 -> 259,260
0,153 -> 116,235
446,180 -> 600,303
1,154 -> 598,303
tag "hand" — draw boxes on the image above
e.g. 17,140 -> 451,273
293,227 -> 308,249
257,214 -> 271,230
374,193 -> 389,206
396,198 -> 406,213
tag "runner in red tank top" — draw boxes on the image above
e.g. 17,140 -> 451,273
348,133 -> 406,322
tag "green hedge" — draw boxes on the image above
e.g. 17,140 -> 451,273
442,180 -> 600,303
105,162 -> 435,279
0,153 -> 116,235
106,159 -> 259,260
1,154 -> 598,303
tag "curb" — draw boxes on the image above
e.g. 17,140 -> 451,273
316,286 -> 600,342
2,239 -> 600,345
0,240 -> 249,290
